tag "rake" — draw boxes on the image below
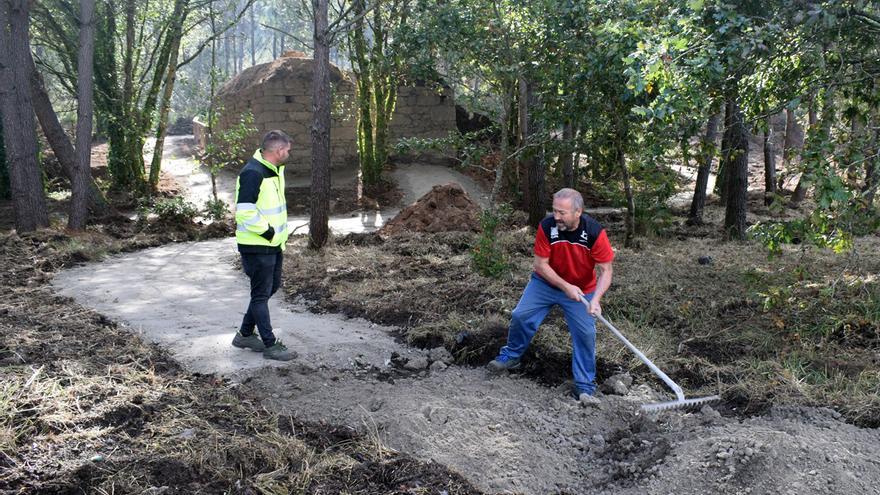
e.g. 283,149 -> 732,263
580,296 -> 720,413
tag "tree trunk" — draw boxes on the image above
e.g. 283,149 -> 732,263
723,95 -> 749,240
778,107 -> 799,190
763,116 -> 776,206
490,82 -> 512,203
688,111 -> 720,224
249,2 -> 255,66
864,107 -> 879,203
790,97 -> 819,206
523,80 -> 544,226
715,100 -> 732,203
561,120 -> 574,188
0,0 -> 49,232
26,48 -> 105,211
148,34 -> 182,189
309,0 -> 330,249
69,0 -> 96,230
618,142 -> 636,248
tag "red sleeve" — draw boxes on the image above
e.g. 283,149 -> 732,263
591,230 -> 614,263
534,227 -> 550,258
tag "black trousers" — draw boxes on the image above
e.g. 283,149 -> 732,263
239,252 -> 283,346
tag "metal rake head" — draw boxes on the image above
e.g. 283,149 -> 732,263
641,394 -> 721,413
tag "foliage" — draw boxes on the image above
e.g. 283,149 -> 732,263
203,198 -> 229,221
748,211 -> 857,255
199,110 -> 257,170
394,127 -> 497,171
198,110 -> 257,200
471,204 -> 512,278
138,196 -> 200,224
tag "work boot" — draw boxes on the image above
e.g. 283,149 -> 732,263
232,331 -> 265,352
263,340 -> 296,361
487,354 -> 521,373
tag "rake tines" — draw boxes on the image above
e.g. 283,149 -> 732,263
581,297 -> 721,413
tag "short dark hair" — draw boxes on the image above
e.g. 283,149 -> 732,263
261,130 -> 292,151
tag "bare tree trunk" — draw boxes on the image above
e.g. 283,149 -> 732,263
26,48 -> 104,211
522,79 -> 544,226
309,0 -> 330,249
723,95 -> 749,240
716,100 -> 733,204
561,120 -> 574,188
148,35 -> 181,189
69,0 -> 96,230
778,107 -> 799,190
490,83 -> 513,204
249,2 -> 256,66
224,25 -> 230,74
688,111 -> 720,224
763,116 -> 776,206
0,0 -> 49,232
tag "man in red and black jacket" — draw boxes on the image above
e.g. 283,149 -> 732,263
488,188 -> 614,406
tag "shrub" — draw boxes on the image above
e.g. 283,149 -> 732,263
472,204 -> 512,278
138,197 -> 199,224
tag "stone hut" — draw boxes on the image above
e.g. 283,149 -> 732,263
202,52 -> 456,174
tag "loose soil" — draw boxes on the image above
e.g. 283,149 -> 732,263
13,134 -> 880,494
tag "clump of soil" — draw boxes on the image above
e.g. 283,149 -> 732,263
380,182 -> 482,235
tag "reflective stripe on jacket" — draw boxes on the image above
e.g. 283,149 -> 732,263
235,149 -> 288,252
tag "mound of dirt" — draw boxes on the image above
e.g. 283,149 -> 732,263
380,183 -> 482,236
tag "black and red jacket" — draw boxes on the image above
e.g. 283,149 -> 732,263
534,214 -> 614,293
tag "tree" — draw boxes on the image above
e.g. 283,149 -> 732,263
762,117 -> 776,206
69,0 -> 96,230
0,0 -> 49,232
309,0 -> 331,248
688,111 -> 720,224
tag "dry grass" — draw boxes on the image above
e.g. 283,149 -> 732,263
0,226 -> 480,494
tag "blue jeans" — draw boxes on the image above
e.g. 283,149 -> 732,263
499,274 -> 598,395
239,252 -> 283,347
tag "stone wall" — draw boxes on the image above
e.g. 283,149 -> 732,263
209,55 -> 455,174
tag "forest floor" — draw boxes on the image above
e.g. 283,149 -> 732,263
4,136 -> 880,494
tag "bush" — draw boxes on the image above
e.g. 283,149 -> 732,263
138,197 -> 199,224
203,198 -> 229,222
472,204 -> 512,278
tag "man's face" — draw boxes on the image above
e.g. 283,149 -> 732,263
552,197 -> 582,231
265,144 -> 291,165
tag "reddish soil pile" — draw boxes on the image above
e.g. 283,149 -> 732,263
380,183 -> 482,235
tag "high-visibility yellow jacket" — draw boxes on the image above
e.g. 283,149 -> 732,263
235,149 -> 288,253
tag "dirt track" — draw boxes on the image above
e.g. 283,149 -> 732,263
51,237 -> 880,494
46,137 -> 880,493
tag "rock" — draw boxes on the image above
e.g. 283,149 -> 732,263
179,428 -> 196,439
90,455 -> 104,463
141,488 -> 170,495
429,360 -> 448,372
600,373 -> 632,396
591,434 -> 606,448
403,355 -> 429,370
428,346 -> 454,364
698,255 -> 713,265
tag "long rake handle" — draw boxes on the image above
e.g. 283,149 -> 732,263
580,296 -> 685,402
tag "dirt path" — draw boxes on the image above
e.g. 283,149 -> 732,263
48,137 -> 880,493
52,239 -> 880,494
158,135 -> 489,234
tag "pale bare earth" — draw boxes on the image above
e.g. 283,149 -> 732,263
52,137 -> 880,494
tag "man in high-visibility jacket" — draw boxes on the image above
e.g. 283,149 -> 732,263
231,130 -> 295,361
